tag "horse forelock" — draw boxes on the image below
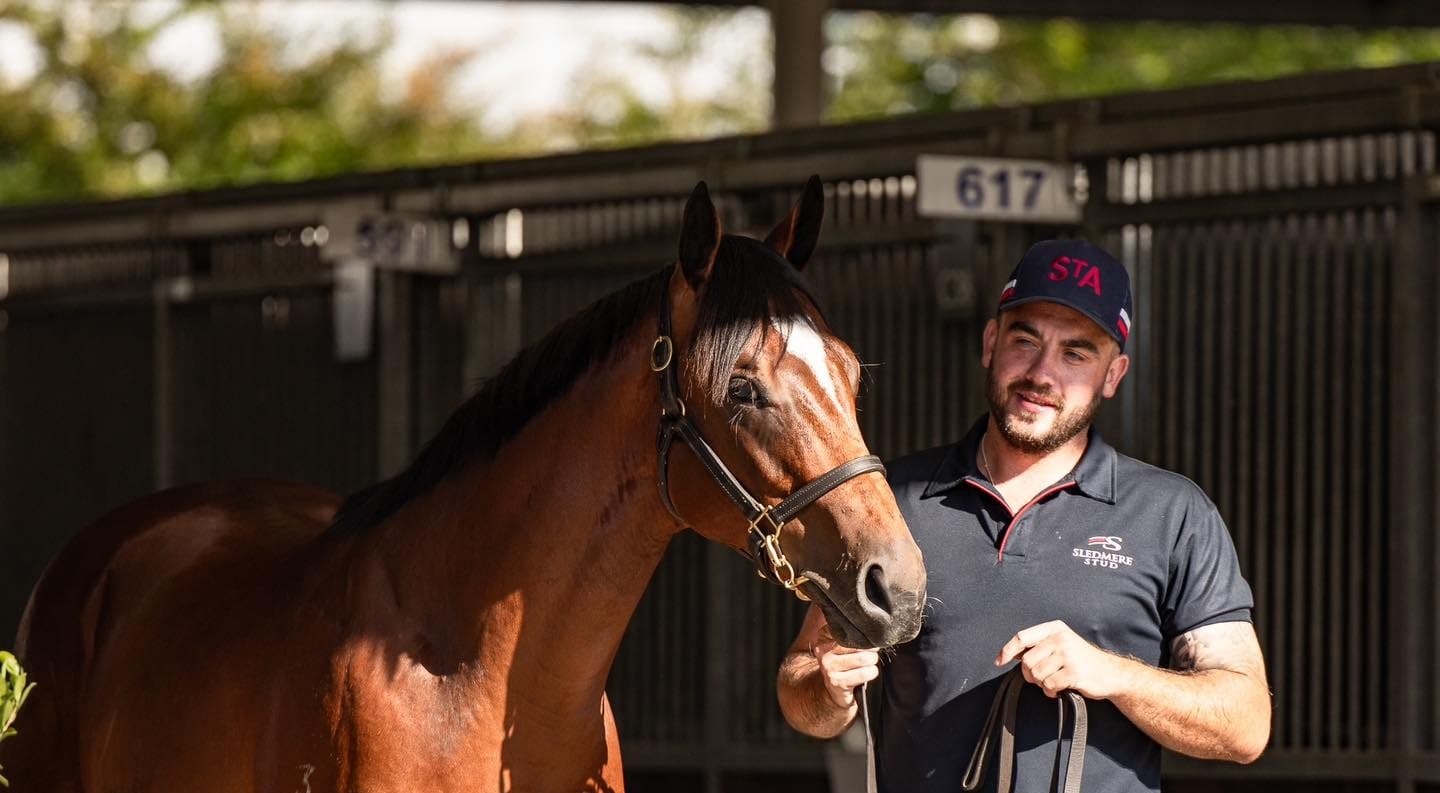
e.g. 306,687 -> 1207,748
686,235 -> 826,409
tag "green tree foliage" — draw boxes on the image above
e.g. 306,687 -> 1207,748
0,0 -> 497,205
0,651 -> 35,787
824,12 -> 1440,122
3,2 -> 1439,207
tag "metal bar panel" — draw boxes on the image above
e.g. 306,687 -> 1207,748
152,284 -> 174,490
1344,216 -> 1364,749
897,245 -> 918,452
1197,223 -> 1218,491
1296,214 -> 1317,750
1309,217 -> 1330,749
1431,199 -> 1440,753
1213,223 -> 1234,569
1252,219 -> 1277,743
1173,225 -> 1194,473
1389,183 -> 1431,761
1232,223 -> 1255,667
1366,210 -> 1388,751
1271,215 -> 1295,748
377,271 -> 414,478
1325,215 -> 1345,748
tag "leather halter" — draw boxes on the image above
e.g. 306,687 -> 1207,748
650,280 -> 886,597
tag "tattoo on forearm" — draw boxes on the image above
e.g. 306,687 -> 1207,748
1171,631 -> 1202,672
1169,622 -> 1265,678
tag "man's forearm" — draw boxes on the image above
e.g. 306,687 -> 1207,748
777,650 -> 858,739
1108,657 -> 1270,763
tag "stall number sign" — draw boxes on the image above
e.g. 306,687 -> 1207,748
917,155 -> 1081,223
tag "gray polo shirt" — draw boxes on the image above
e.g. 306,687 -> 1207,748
875,418 -> 1254,793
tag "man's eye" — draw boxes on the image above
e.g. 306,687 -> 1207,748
728,376 -> 760,404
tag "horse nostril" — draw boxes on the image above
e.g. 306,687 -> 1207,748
863,563 -> 894,617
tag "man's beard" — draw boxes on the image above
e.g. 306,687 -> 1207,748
985,370 -> 1102,455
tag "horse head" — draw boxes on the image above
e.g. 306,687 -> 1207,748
656,176 -> 926,649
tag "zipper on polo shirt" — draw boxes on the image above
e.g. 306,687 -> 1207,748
965,479 -> 1077,562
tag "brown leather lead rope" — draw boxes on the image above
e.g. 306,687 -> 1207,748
862,681 -> 878,793
859,667 -> 1087,793
962,667 -> 1088,793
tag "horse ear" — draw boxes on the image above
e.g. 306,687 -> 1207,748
678,181 -> 722,289
763,174 -> 825,270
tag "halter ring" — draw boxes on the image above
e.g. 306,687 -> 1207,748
650,336 -> 674,372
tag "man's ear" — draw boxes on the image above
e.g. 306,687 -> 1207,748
981,318 -> 999,369
679,181 -> 722,290
763,174 -> 824,270
1102,353 -> 1131,398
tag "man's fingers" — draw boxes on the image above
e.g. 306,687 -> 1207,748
997,633 -> 1039,666
996,620 -> 1065,666
826,664 -> 880,691
822,649 -> 879,671
1026,653 -> 1065,684
1019,656 -> 1066,698
827,641 -> 877,656
996,639 -> 1025,667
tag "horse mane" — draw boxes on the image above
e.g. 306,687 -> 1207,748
328,235 -> 821,535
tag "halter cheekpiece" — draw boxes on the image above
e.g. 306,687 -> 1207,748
652,278 -> 886,598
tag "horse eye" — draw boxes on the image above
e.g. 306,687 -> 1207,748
728,376 -> 759,404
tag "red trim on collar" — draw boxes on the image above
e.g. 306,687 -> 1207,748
965,479 -> 1078,562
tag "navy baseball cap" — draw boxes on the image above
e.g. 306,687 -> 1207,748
997,239 -> 1134,351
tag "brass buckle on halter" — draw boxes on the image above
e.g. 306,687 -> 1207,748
748,508 -> 811,601
650,335 -> 674,372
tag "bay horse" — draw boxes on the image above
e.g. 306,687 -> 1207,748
4,176 -> 926,792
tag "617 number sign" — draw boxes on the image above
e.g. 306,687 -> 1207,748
916,155 -> 1081,223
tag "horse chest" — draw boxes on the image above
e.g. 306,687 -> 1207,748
324,655 -> 625,792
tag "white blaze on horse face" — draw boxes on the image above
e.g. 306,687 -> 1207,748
774,318 -> 843,411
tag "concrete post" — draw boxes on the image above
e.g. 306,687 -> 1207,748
770,0 -> 830,129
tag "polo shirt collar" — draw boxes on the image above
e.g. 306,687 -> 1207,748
920,416 -> 1118,504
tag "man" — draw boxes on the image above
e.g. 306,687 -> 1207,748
777,240 -> 1270,793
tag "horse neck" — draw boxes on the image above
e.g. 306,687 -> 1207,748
352,324 -> 677,707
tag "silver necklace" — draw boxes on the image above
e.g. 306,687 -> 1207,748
979,435 -> 995,482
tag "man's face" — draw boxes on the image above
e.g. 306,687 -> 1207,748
981,301 -> 1130,454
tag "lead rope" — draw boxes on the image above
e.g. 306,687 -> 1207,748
860,667 -> 1088,793
862,681 -> 877,793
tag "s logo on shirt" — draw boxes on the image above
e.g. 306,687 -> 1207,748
1073,535 -> 1134,569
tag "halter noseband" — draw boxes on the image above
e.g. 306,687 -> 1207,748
651,282 -> 886,599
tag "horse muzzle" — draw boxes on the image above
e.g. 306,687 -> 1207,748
804,555 -> 926,649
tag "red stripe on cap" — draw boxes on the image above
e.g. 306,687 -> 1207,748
1116,318 -> 1130,341
999,287 -> 1015,303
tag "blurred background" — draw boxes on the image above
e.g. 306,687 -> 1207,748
4,1 -> 1440,205
3,1 -> 1440,792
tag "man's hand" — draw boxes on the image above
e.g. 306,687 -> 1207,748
812,624 -> 880,708
777,604 -> 874,738
997,619 -> 1270,763
995,619 -> 1130,700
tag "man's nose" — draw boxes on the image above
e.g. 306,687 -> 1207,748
1024,349 -> 1061,384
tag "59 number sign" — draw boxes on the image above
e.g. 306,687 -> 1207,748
916,155 -> 1081,223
